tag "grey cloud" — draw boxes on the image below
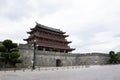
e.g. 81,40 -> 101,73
0,0 -> 68,21
0,0 -> 32,21
71,23 -> 108,40
113,34 -> 120,38
113,45 -> 120,52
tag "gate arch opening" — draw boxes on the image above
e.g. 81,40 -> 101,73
56,59 -> 62,67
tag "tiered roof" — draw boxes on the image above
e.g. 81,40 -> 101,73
24,22 -> 75,52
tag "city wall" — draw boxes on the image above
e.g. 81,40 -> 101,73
18,44 -> 110,68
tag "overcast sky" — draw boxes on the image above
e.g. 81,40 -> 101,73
0,0 -> 120,53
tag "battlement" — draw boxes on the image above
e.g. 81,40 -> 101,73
76,53 -> 109,57
19,44 -> 108,57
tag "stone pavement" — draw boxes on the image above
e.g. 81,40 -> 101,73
0,65 -> 120,80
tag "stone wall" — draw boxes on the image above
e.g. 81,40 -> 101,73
76,53 -> 109,65
18,44 -> 110,68
19,48 -> 76,67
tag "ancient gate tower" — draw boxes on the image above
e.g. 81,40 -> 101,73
24,22 -> 75,53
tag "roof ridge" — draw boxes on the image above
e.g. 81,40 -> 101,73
36,22 -> 64,33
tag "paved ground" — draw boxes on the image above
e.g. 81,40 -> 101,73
0,65 -> 120,80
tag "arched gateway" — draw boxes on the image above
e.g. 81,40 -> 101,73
56,59 -> 62,67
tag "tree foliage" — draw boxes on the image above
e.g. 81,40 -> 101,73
0,39 -> 21,67
0,46 -> 6,52
109,51 -> 120,64
2,39 -> 17,52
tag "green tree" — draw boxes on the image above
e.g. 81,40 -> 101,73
0,46 -> 6,52
0,39 -> 21,67
2,40 -> 13,52
109,51 -> 119,64
10,51 -> 21,67
1,52 -> 10,66
2,39 -> 17,52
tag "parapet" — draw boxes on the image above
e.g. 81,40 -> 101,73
19,44 -> 32,49
76,53 -> 109,57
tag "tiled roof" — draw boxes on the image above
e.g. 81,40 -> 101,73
36,23 -> 65,33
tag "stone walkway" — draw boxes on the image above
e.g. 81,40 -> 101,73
0,65 -> 120,80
